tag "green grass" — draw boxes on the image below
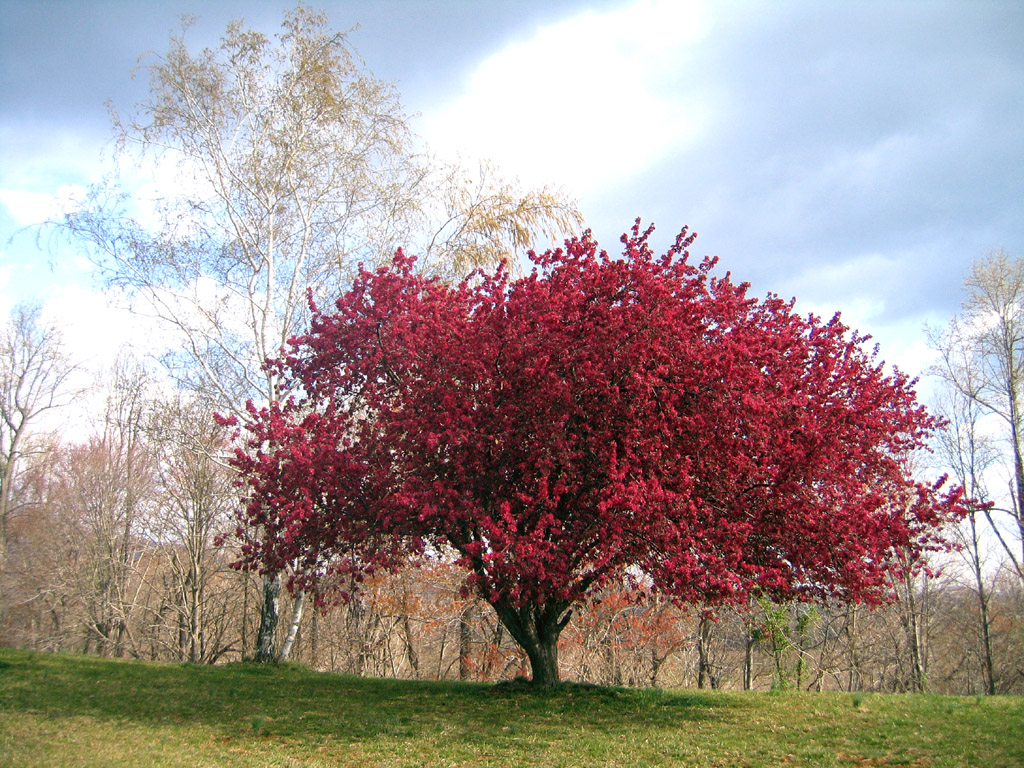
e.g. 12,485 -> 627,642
1,649 -> 1021,767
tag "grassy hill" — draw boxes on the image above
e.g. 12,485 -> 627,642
1,648 -> 1021,767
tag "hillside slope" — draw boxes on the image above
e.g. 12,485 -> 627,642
1,649 -> 1021,767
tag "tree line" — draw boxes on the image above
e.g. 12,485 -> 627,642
3,417 -> 1022,695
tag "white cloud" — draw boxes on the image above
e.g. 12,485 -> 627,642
41,285 -> 170,373
779,251 -> 946,378
0,261 -> 12,321
421,0 -> 710,195
0,189 -> 55,226
782,253 -> 896,312
0,184 -> 87,227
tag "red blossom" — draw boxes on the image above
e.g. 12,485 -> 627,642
227,221 -> 964,681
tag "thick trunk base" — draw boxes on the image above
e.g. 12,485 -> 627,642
495,602 -> 570,686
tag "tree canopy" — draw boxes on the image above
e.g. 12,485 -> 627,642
227,222 -> 963,685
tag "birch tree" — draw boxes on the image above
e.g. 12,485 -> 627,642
930,249 -> 1024,580
933,370 -> 1002,694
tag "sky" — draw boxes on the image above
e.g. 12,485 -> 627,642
1,0 -> 1022,389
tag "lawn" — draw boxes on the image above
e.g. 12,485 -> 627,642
1,648 -> 1021,767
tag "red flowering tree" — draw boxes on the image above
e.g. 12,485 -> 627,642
226,222 -> 962,685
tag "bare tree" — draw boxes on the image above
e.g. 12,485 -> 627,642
933,377 -> 1003,694
0,304 -> 78,621
150,395 -> 236,663
930,250 -> 1024,579
47,357 -> 157,657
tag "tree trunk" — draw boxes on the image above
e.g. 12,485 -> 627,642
309,608 -> 319,669
697,614 -> 712,689
0,526 -> 8,629
277,589 -> 305,662
978,583 -> 997,695
967,515 -> 997,695
900,572 -> 927,693
177,604 -> 188,662
603,641 -> 621,686
459,602 -> 474,681
846,605 -> 861,692
401,613 -> 420,677
241,572 -> 250,656
254,572 -> 281,663
495,601 -> 570,686
743,626 -> 754,691
524,633 -> 560,687
1005,366 -> 1024,572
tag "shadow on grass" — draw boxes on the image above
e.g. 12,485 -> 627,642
0,648 -> 732,746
